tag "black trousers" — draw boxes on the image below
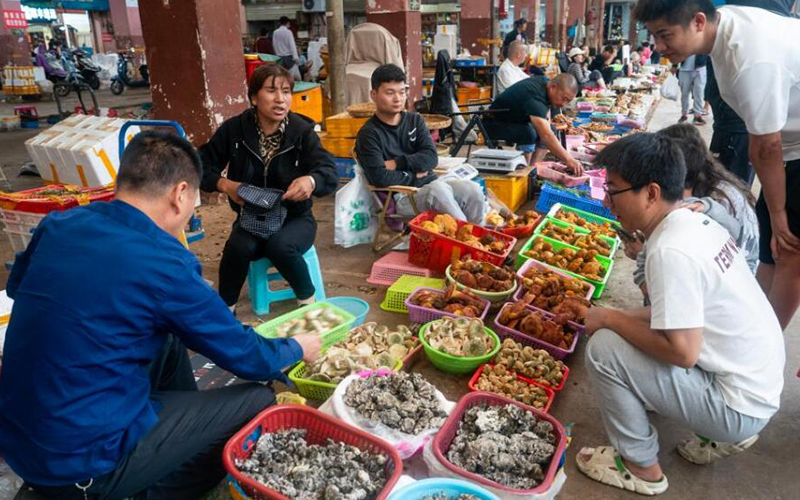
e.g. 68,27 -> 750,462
218,211 -> 317,306
710,130 -> 755,186
27,336 -> 276,500
483,119 -> 539,147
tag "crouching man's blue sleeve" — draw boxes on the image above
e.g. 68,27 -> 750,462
158,259 -> 303,381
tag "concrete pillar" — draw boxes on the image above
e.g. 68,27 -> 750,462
0,0 -> 31,68
366,0 -> 423,105
460,0 -> 491,58
109,0 -> 144,49
138,0 -> 248,144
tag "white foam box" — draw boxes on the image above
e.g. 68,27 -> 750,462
24,117 -> 140,187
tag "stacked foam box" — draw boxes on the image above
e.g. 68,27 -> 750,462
24,115 -> 140,187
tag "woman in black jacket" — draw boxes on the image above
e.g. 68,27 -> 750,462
199,64 -> 338,311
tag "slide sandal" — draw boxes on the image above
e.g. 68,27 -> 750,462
576,445 -> 669,496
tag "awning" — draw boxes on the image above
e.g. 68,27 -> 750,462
21,0 -> 110,11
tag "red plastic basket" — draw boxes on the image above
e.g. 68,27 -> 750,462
404,287 -> 491,324
467,363 -> 556,413
408,211 -> 516,274
493,303 -> 580,360
432,392 -> 567,495
495,213 -> 542,239
491,337 -> 570,392
0,185 -> 115,214
223,405 -> 403,500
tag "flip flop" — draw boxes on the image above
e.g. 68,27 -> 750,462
576,445 -> 669,496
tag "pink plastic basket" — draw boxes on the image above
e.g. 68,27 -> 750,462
493,303 -> 581,360
432,392 -> 567,495
535,162 -> 589,187
404,287 -> 491,324
367,251 -> 433,286
585,169 -> 606,200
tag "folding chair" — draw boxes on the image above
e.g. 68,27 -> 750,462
351,149 -> 421,252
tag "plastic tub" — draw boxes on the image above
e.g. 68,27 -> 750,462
514,258 -> 595,301
532,217 -> 619,259
547,202 -> 621,235
288,358 -> 403,401
326,296 -> 370,327
404,287 -> 491,324
254,301 -> 355,349
517,234 -> 614,299
445,265 -> 518,303
493,302 -> 580,360
491,338 -> 570,392
380,275 -> 447,313
467,363 -> 556,413
535,162 -> 590,188
418,321 -> 501,374
224,405 -> 403,500
387,478 -> 501,500
431,393 -> 567,496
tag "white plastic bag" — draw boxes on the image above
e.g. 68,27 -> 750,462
334,164 -> 378,248
421,440 -> 566,500
331,370 -> 456,459
660,73 -> 680,101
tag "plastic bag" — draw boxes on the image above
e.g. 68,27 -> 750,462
421,440 -> 566,500
660,73 -> 680,101
331,370 -> 456,459
334,164 -> 378,248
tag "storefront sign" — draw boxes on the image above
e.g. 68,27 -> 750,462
101,32 -> 113,42
3,10 -> 28,29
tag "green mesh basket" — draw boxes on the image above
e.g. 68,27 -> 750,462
254,301 -> 355,349
380,275 -> 446,313
288,359 -> 404,401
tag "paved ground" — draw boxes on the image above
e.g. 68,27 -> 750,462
0,91 -> 798,499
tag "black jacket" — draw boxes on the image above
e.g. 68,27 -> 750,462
199,109 -> 339,216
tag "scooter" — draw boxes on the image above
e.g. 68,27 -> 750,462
110,50 -> 150,95
35,43 -> 70,97
68,47 -> 101,90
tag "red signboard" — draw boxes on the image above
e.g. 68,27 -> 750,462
3,10 -> 27,30
102,32 -> 113,42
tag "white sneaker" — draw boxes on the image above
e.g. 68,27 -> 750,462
677,434 -> 759,465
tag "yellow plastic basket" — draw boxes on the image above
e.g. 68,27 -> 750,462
380,275 -> 446,313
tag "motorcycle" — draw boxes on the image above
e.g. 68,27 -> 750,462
110,50 -> 149,95
67,47 -> 101,90
35,43 -> 70,97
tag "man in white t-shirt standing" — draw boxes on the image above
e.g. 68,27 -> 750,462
633,0 -> 800,331
497,41 -> 530,94
575,133 -> 785,496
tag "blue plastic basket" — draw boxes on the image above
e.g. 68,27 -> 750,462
335,158 -> 356,179
326,296 -> 370,327
535,182 -> 615,219
387,478 -> 501,500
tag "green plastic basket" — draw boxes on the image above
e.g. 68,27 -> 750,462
288,358 -> 404,401
254,301 -> 355,349
445,264 -> 518,303
380,275 -> 446,313
418,321 -> 501,374
532,217 -> 619,259
517,234 -> 614,299
547,202 -> 621,233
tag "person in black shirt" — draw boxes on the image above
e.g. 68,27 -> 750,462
589,44 -> 622,84
483,74 -> 583,173
356,64 -> 485,223
502,18 -> 528,58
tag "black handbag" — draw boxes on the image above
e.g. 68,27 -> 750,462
236,184 -> 287,240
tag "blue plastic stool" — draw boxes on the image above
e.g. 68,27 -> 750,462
247,246 -> 326,316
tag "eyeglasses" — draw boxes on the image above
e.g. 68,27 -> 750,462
603,184 -> 642,205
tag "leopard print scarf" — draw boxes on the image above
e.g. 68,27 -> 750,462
255,114 -> 288,167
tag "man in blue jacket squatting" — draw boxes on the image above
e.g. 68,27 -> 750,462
0,130 -> 321,499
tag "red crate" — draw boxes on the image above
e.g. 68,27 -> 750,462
408,211 -> 516,274
467,363 -> 556,413
432,392 -> 567,495
223,405 -> 403,500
